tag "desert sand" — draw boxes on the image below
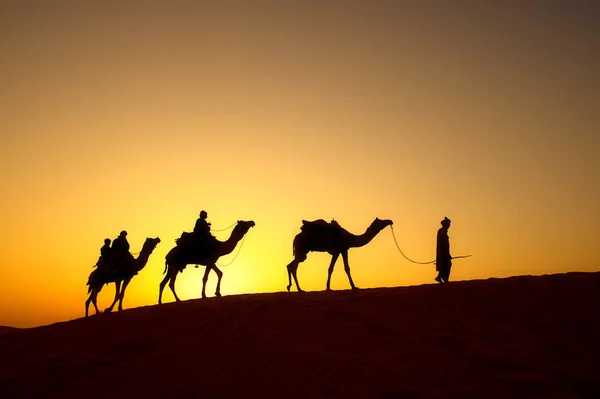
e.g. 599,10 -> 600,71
1,272 -> 599,398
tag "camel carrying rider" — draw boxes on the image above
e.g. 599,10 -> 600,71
110,230 -> 134,271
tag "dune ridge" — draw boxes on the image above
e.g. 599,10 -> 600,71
1,272 -> 599,398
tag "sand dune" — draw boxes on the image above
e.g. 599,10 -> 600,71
1,272 -> 599,398
0,326 -> 20,336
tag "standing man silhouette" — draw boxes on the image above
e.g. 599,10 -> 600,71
435,217 -> 452,283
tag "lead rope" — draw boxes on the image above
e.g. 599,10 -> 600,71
211,222 -> 237,232
390,226 -> 471,264
390,226 -> 436,264
216,233 -> 248,267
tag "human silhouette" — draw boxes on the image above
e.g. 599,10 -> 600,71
192,210 -> 218,257
435,217 -> 452,283
94,238 -> 112,269
111,230 -> 133,272
112,230 -> 130,251
194,210 -> 211,236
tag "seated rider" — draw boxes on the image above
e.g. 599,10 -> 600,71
110,230 -> 133,271
193,210 -> 217,255
95,238 -> 112,269
194,210 -> 211,237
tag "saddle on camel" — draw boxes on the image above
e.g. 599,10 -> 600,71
175,210 -> 219,259
301,219 -> 343,244
301,219 -> 342,233
175,231 -> 219,257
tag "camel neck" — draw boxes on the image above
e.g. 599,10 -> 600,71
348,226 -> 380,248
218,228 -> 244,256
134,248 -> 152,271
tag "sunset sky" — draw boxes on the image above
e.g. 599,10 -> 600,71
1,1 -> 598,328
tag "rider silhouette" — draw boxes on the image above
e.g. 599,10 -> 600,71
111,230 -> 133,271
95,238 -> 112,269
194,210 -> 211,236
193,210 -> 218,256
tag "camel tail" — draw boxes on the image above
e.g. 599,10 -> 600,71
163,260 -> 168,275
86,270 -> 96,293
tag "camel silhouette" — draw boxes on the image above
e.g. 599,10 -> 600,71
85,237 -> 161,317
286,218 -> 393,292
159,220 -> 255,304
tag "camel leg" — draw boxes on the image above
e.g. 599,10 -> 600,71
104,280 -> 122,313
341,251 -> 358,290
325,253 -> 340,291
158,268 -> 171,304
90,288 -> 101,315
286,259 -> 304,292
201,266 -> 211,298
117,278 -> 131,311
291,262 -> 304,292
288,255 -> 306,293
85,290 -> 95,317
168,267 -> 182,302
286,260 -> 295,292
211,264 -> 223,297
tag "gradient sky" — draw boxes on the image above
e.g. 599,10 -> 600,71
1,1 -> 598,328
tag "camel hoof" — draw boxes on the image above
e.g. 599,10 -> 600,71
286,285 -> 291,292
298,289 -> 305,293
104,308 -> 112,313
325,288 -> 332,291
215,292 -> 222,297
352,286 -> 360,290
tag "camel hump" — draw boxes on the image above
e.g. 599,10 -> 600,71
301,219 -> 342,232
302,219 -> 328,226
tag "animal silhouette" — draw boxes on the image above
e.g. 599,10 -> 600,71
159,220 -> 255,303
85,237 -> 161,316
286,218 -> 393,292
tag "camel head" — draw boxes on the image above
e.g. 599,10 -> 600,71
233,220 -> 256,235
370,218 -> 393,233
141,237 -> 161,254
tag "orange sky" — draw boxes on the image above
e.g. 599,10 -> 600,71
1,1 -> 598,328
